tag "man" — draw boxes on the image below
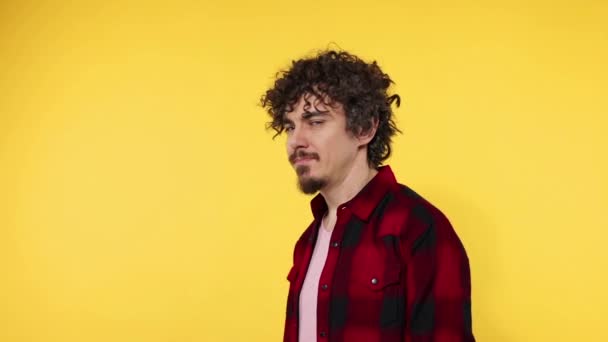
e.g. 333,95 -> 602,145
260,50 -> 474,342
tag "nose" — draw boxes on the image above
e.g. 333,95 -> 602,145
287,125 -> 308,152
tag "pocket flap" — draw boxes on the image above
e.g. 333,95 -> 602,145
287,265 -> 298,282
363,263 -> 401,291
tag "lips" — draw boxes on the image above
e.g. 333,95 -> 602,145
293,157 -> 316,165
289,150 -> 320,165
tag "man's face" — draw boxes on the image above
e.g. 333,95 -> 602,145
284,93 -> 362,194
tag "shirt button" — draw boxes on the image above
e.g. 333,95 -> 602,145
321,284 -> 328,290
371,278 -> 378,285
320,331 -> 327,337
331,241 -> 340,248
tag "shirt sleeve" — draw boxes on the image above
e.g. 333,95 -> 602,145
402,206 -> 475,342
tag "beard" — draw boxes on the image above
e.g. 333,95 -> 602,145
290,150 -> 326,194
296,165 -> 327,194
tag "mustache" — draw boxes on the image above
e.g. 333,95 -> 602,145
289,150 -> 320,164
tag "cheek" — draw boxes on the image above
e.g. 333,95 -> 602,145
286,141 -> 296,156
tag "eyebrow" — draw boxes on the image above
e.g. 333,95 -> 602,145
302,111 -> 330,120
283,110 -> 330,125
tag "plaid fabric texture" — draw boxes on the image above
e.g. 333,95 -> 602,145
284,165 -> 474,342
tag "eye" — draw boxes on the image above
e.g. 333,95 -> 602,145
310,121 -> 324,127
284,126 -> 294,133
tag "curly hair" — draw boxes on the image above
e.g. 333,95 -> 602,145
259,49 -> 402,168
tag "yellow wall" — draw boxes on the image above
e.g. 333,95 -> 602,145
1,1 -> 607,341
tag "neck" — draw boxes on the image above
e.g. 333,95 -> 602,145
320,157 -> 378,214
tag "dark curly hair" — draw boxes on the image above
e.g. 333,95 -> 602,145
260,49 -> 402,168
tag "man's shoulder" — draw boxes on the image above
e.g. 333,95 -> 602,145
383,182 -> 455,234
387,182 -> 441,214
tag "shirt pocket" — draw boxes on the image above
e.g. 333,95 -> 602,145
354,261 -> 402,291
287,265 -> 298,283
351,261 -> 404,328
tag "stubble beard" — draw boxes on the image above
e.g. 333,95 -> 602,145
290,149 -> 326,194
295,165 -> 326,194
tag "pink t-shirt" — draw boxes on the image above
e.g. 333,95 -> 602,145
298,220 -> 332,342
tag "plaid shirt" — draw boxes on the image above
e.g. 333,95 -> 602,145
284,165 -> 474,342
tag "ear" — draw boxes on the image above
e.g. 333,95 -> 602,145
357,117 -> 379,147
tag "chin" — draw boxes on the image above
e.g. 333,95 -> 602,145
297,176 -> 326,195
295,165 -> 314,177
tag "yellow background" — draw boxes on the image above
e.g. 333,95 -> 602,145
1,1 -> 607,341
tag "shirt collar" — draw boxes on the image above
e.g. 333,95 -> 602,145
310,165 -> 398,222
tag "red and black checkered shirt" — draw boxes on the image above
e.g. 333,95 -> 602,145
284,165 -> 475,342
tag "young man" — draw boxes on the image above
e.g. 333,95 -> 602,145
260,50 -> 475,342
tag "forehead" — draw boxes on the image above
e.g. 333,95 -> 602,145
284,92 -> 344,121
